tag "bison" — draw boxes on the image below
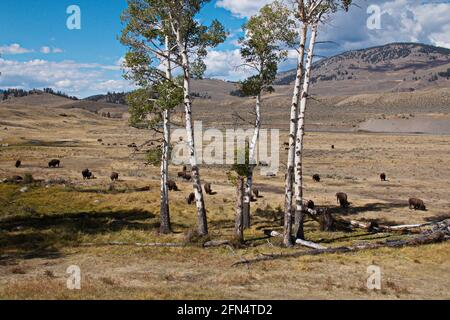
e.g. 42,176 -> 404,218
380,173 -> 387,181
336,192 -> 349,208
186,192 -> 195,205
48,159 -> 60,168
15,160 -> 21,168
302,199 -> 315,210
110,172 -> 119,181
409,198 -> 426,211
181,172 -> 192,181
167,180 -> 179,191
204,183 -> 213,195
331,145 -> 335,149
82,169 -> 93,180
313,174 -> 321,182
253,188 -> 260,199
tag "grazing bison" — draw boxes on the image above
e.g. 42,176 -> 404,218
15,160 -> 21,168
204,183 -> 213,195
302,199 -> 315,210
313,174 -> 321,182
177,171 -> 186,178
253,188 -> 260,199
48,159 -> 60,168
181,172 -> 192,181
186,192 -> 195,205
82,169 -> 93,180
167,180 -> 179,191
380,173 -> 387,181
110,172 -> 119,181
409,198 -> 426,211
11,175 -> 23,183
336,192 -> 349,208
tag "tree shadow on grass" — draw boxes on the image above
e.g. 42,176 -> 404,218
329,202 -> 407,216
424,213 -> 450,222
0,209 -> 162,263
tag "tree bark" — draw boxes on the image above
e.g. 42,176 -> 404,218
159,36 -> 172,234
283,23 -> 308,247
177,32 -> 208,236
243,93 -> 261,229
293,22 -> 318,240
235,176 -> 245,243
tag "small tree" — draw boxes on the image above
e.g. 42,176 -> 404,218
121,0 -> 183,234
291,0 -> 352,240
166,0 -> 227,236
238,1 -> 296,230
122,0 -> 227,236
228,144 -> 251,244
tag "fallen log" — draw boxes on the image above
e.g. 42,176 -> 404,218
349,219 -> 449,232
232,229 -> 449,267
203,240 -> 231,247
265,230 -> 328,250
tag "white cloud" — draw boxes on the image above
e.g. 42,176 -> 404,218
0,58 -> 133,97
40,46 -> 51,54
0,43 -> 32,55
216,0 -> 273,18
40,46 -> 64,54
204,49 -> 255,81
318,0 -> 450,56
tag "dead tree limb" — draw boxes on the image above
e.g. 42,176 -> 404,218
265,230 -> 328,250
203,240 -> 231,247
232,229 -> 449,267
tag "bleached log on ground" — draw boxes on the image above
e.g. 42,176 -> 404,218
349,219 -> 449,232
265,230 -> 328,250
203,240 -> 231,247
232,229 -> 449,267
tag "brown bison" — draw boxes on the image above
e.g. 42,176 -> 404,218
181,172 -> 192,181
15,160 -> 21,168
303,199 -> 315,210
253,188 -> 260,199
167,180 -> 179,191
313,174 -> 321,182
409,198 -> 426,211
186,192 -> 195,205
48,159 -> 60,168
331,145 -> 335,149
204,183 -> 213,195
380,173 -> 387,181
82,169 -> 93,180
110,172 -> 119,181
336,192 -> 349,208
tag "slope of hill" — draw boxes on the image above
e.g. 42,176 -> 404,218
1,92 -> 128,117
276,43 -> 450,95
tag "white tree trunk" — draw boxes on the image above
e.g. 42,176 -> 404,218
177,32 -> 208,235
235,176 -> 245,243
293,22 -> 318,240
160,109 -> 171,233
243,93 -> 261,229
160,36 -> 172,234
283,23 -> 308,247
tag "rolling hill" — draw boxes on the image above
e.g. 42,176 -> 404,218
275,42 -> 450,95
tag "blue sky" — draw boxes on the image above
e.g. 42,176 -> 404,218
1,0 -> 450,97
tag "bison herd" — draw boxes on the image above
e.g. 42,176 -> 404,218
9,159 -> 428,211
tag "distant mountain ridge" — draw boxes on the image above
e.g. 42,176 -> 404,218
275,42 -> 450,95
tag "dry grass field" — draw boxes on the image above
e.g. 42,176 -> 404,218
0,95 -> 450,300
